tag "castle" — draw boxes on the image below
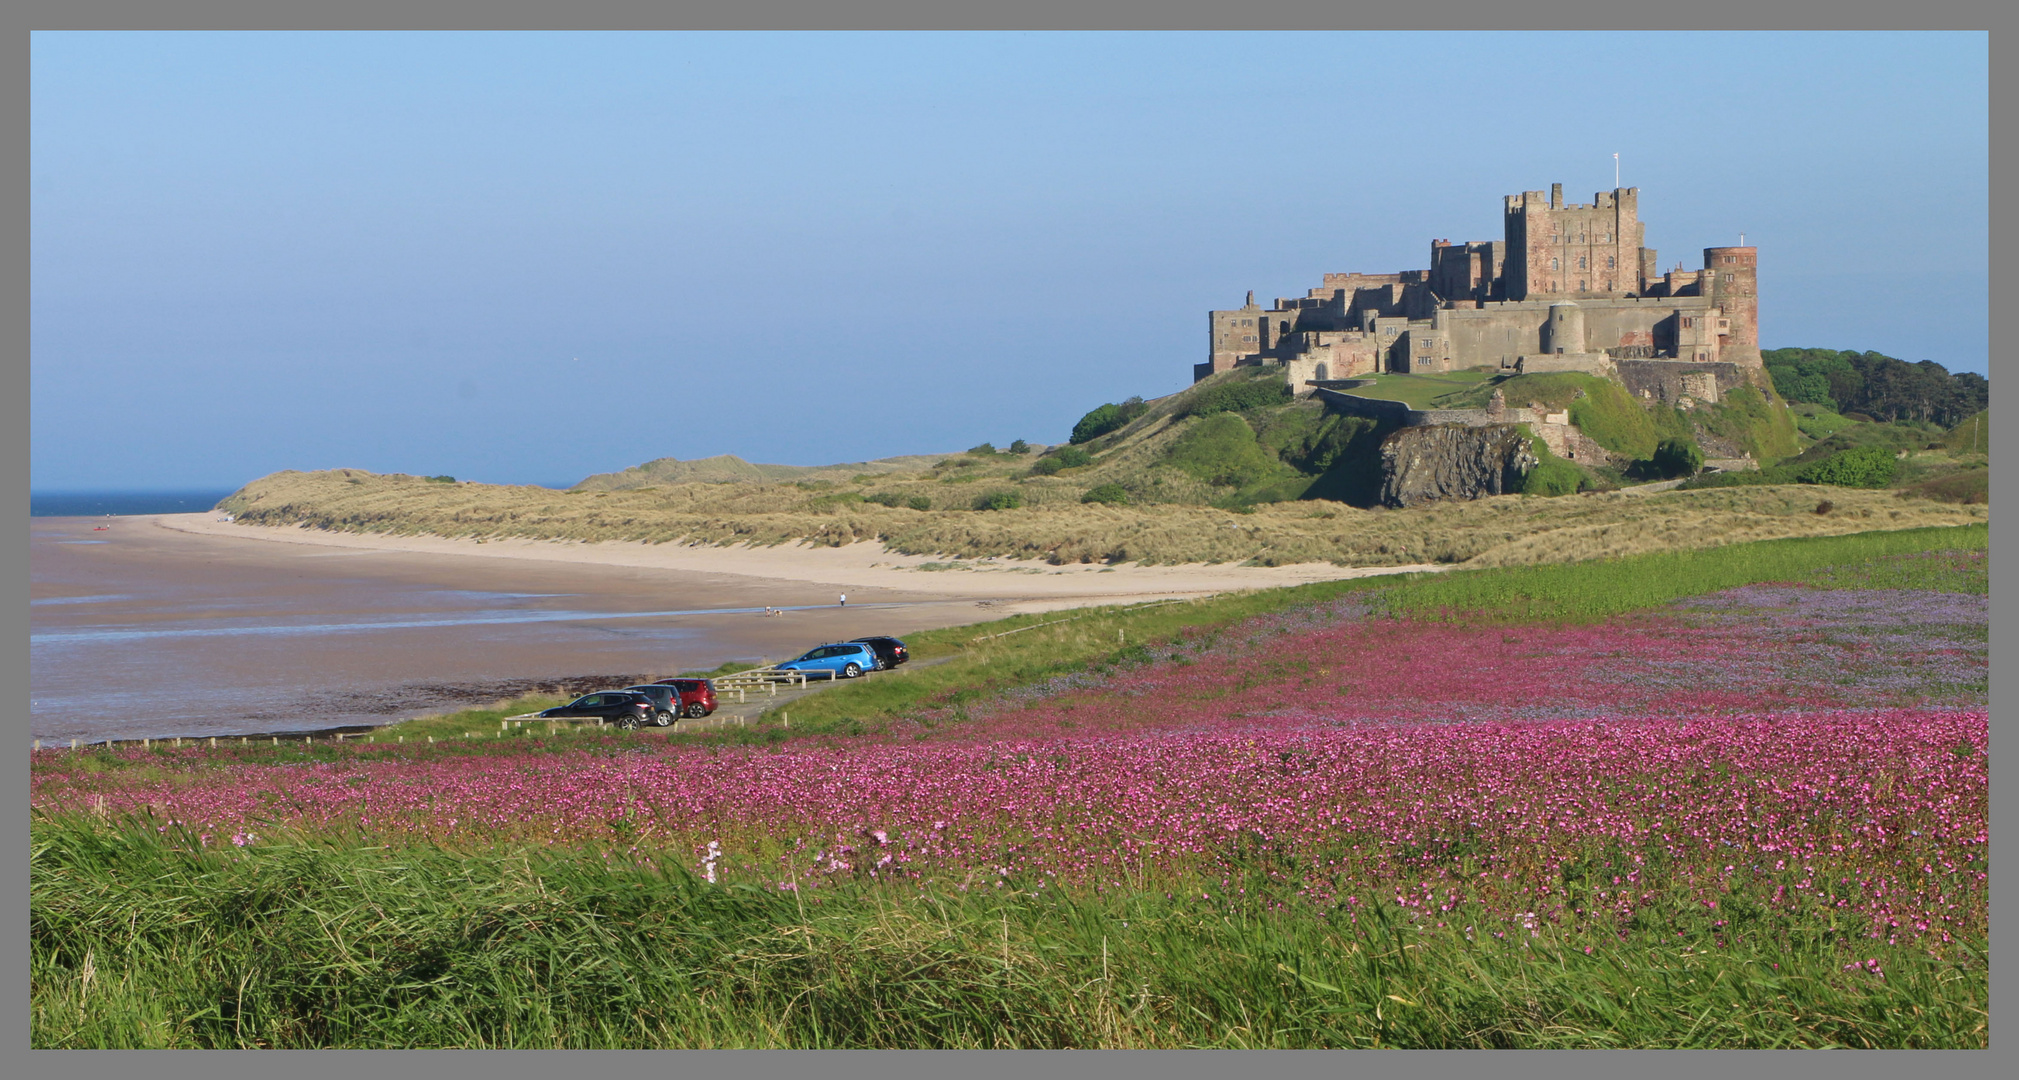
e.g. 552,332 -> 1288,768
1197,183 -> 1760,402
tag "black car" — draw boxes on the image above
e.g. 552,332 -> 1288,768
538,691 -> 656,730
622,685 -> 683,727
849,636 -> 909,669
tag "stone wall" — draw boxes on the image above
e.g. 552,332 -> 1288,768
1616,360 -> 1748,406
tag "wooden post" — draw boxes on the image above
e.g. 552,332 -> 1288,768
71,739 -> 78,750
33,740 -> 39,751
210,737 -> 216,748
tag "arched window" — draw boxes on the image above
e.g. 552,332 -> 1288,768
1578,257 -> 1586,269
1315,362 -> 1329,381
1551,258 -> 1559,270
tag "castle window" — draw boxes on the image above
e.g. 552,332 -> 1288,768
1551,259 -> 1559,270
1723,273 -> 1734,283
1578,257 -> 1586,269
1608,256 -> 1616,269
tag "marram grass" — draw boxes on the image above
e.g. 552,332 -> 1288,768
217,467 -> 1984,569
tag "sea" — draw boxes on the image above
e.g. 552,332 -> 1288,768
31,490 -> 239,517
28,498 -> 895,744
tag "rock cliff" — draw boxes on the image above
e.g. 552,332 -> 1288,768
1378,424 -> 1538,508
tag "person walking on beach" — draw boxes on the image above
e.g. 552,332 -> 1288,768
838,593 -> 847,607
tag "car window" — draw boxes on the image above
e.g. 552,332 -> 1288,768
573,695 -> 600,707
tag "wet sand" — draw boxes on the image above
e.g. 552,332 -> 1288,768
31,514 -> 1441,742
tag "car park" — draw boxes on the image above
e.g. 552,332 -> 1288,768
848,636 -> 909,669
621,685 -> 683,727
537,691 -> 657,730
653,678 -> 717,718
776,642 -> 881,680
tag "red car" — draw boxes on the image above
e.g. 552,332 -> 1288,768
653,678 -> 717,718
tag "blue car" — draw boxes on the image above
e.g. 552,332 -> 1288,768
777,642 -> 881,680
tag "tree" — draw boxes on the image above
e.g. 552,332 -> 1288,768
1650,438 -> 1704,478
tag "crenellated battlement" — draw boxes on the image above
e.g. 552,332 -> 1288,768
1200,183 -> 1760,385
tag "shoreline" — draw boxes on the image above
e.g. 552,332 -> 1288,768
152,513 -> 1450,616
33,515 -> 1447,742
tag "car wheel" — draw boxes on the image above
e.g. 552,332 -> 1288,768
618,715 -> 640,731
685,703 -> 707,719
653,710 -> 674,727
843,663 -> 862,679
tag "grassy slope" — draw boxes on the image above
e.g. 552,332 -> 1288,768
30,523 -> 1989,1048
756,523 -> 1988,734
574,452 -> 957,491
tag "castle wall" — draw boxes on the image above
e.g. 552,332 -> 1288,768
1616,360 -> 1749,405
1198,183 -> 1766,391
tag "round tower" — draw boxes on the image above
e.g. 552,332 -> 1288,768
1702,246 -> 1758,366
1545,301 -> 1586,355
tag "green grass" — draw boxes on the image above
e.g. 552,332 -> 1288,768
1380,522 -> 1986,622
30,817 -> 1985,1048
764,523 -> 1986,733
1339,371 -> 1498,410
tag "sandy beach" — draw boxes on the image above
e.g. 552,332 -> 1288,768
32,514 -> 1442,742
156,513 -> 1446,613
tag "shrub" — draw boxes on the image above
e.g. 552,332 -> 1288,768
1180,378 -> 1292,419
972,490 -> 1023,511
906,495 -> 932,511
1650,438 -> 1704,478
967,443 -> 997,457
1033,446 -> 1094,476
1081,484 -> 1129,506
1008,439 -> 1031,455
1798,445 -> 1899,488
1165,413 -> 1283,488
866,491 -> 907,508
1070,397 -> 1149,444
426,475 -> 456,483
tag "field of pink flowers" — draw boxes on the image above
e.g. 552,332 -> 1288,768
32,584 -> 1987,952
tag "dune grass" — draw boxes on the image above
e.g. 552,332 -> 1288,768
217,466 -> 1983,571
30,817 -> 1984,1048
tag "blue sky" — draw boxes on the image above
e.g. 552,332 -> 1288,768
31,31 -> 1988,490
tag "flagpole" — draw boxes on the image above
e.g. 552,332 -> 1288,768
1614,153 -> 1620,188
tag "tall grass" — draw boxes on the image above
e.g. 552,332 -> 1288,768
30,817 -> 1985,1048
217,468 -> 1984,569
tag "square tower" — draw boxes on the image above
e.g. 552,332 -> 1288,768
1502,185 -> 1647,300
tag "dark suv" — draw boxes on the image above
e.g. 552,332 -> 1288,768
849,636 -> 909,669
537,691 -> 656,730
653,678 -> 717,718
622,685 -> 683,727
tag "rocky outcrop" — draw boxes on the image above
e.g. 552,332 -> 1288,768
1378,424 -> 1537,508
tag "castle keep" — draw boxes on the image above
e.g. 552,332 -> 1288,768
1198,184 -> 1760,398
